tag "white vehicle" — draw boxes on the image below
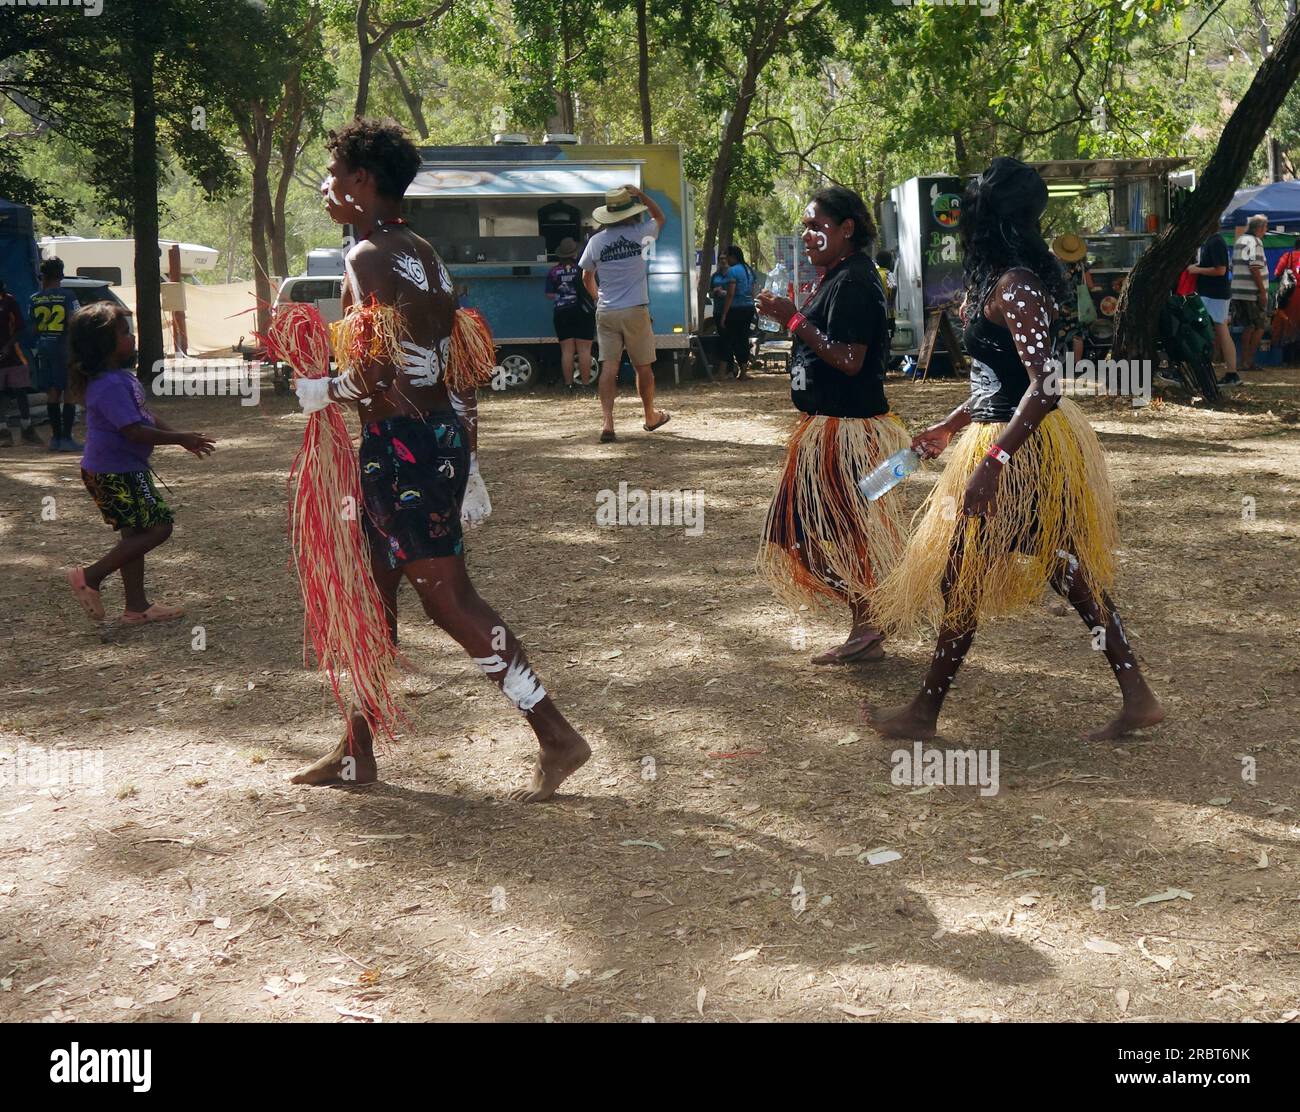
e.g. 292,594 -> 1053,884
273,275 -> 344,324
38,237 -> 219,285
267,275 -> 345,394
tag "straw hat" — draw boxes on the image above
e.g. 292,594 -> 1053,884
1052,233 -> 1087,263
555,237 -> 579,258
592,186 -> 648,225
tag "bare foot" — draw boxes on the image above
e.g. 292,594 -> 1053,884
290,714 -> 378,786
811,630 -> 884,665
507,726 -> 591,803
860,701 -> 938,740
1085,688 -> 1165,741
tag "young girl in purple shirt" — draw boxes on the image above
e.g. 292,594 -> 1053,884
63,302 -> 215,625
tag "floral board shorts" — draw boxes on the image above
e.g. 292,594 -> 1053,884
359,412 -> 469,569
81,469 -> 174,531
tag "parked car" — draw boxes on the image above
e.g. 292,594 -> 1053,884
260,275 -> 345,393
62,277 -> 133,324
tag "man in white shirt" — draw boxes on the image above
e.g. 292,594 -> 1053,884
580,184 -> 671,442
1230,213 -> 1269,373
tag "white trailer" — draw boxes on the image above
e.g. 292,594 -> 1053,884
38,237 -> 219,285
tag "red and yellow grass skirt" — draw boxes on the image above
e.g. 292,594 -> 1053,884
756,412 -> 911,610
872,398 -> 1118,633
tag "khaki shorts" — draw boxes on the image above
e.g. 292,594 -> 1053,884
596,305 -> 656,367
1231,297 -> 1266,330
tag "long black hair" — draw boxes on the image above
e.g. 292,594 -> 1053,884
959,160 -> 1068,321
725,244 -> 754,283
68,301 -> 129,403
810,185 -> 877,252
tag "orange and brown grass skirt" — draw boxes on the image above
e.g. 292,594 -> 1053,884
756,412 -> 911,613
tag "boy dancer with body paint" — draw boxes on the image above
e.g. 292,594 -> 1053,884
290,118 -> 590,801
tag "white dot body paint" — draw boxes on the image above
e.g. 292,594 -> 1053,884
344,192 -> 364,214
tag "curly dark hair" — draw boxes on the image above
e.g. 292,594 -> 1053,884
958,170 -> 1068,321
68,301 -> 130,402
327,117 -> 421,201
810,185 -> 877,251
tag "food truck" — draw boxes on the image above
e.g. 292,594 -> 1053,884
881,159 -> 1191,369
1031,158 -> 1191,352
392,141 -> 696,386
880,174 -> 965,369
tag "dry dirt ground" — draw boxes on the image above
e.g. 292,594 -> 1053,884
1,365 -> 1299,1024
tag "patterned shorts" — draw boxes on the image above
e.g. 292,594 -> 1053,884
81,469 -> 174,531
359,412 -> 469,569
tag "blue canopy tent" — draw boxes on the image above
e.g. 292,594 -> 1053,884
0,197 -> 41,345
1221,181 -> 1300,229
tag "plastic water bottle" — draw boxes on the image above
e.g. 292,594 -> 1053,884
759,262 -> 789,333
858,448 -> 919,500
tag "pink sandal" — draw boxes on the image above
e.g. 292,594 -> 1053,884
122,602 -> 185,625
65,567 -> 105,622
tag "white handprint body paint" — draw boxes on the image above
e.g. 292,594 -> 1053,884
473,652 -> 547,712
392,252 -> 430,292
398,337 -> 446,387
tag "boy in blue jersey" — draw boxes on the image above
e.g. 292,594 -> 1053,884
30,258 -> 82,451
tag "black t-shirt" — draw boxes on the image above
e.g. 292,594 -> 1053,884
789,253 -> 889,418
1196,235 -> 1231,301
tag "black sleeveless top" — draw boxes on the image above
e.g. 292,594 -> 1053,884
964,310 -> 1030,422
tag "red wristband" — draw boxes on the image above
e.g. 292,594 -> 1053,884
787,311 -> 806,333
985,445 -> 1011,466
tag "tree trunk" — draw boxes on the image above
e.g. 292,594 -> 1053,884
695,7 -> 794,323
273,89 -> 308,278
385,48 -> 429,138
130,45 -> 163,381
1113,10 -> 1300,368
719,196 -> 737,260
636,0 -> 652,143
355,0 -> 374,119
248,113 -> 275,338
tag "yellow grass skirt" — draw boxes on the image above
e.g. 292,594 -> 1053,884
872,398 -> 1118,633
756,412 -> 911,610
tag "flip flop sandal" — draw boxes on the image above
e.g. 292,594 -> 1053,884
644,412 -> 672,433
811,632 -> 885,665
65,567 -> 105,622
599,430 -> 617,443
122,602 -> 185,625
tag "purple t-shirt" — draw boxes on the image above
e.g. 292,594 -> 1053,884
82,368 -> 155,473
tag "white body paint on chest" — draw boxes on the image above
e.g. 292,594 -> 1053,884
344,254 -> 363,306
